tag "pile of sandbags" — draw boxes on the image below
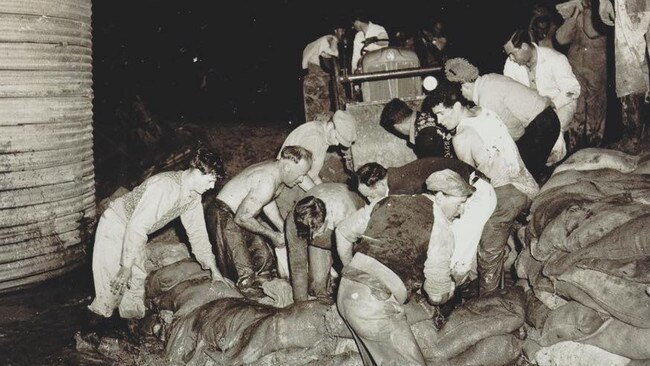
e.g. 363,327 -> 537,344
142,242 -> 526,365
516,149 -> 650,365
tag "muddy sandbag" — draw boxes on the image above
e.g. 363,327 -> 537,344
145,258 -> 210,299
447,334 -> 522,366
154,277 -> 243,317
553,148 -> 640,175
413,287 -> 525,360
554,266 -> 650,328
525,290 -> 551,329
540,169 -> 628,194
166,299 -> 348,365
534,341 -> 631,366
576,258 -> 650,283
582,318 -> 650,359
536,302 -> 607,347
544,214 -> 650,277
144,241 -> 190,273
532,200 -> 650,261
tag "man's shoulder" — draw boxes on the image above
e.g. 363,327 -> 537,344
538,45 -> 568,62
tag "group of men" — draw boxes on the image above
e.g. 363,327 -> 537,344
87,21 -> 594,366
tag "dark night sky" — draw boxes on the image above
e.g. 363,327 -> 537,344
90,0 -> 565,126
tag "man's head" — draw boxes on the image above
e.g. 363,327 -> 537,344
188,147 -> 226,194
531,15 -> 551,43
334,26 -> 346,41
294,196 -> 327,242
330,110 -> 357,148
279,146 -> 313,187
426,169 -> 475,220
355,162 -> 389,201
380,98 -> 415,137
422,81 -> 467,130
504,29 -> 534,66
352,13 -> 371,32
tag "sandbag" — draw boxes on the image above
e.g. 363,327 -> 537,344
144,241 -> 190,274
553,148 -> 640,175
153,277 -> 243,317
166,299 -> 349,365
555,266 -> 650,328
583,318 -> 650,359
413,287 -> 525,360
447,334 -> 522,366
577,258 -> 650,283
525,290 -> 551,329
537,302 -> 607,347
544,214 -> 650,277
533,200 -> 650,261
540,169 -> 629,194
145,259 -> 210,299
534,341 -> 631,366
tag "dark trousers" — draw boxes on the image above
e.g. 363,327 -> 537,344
205,198 -> 274,282
516,107 -> 560,182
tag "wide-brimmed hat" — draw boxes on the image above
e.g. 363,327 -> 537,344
426,169 -> 475,197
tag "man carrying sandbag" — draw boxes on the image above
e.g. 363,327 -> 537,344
336,169 -> 475,365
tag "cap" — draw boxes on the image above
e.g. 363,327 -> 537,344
426,169 -> 476,197
332,110 -> 357,147
444,58 -> 479,83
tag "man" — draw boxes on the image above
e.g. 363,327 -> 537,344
302,25 -> 347,122
598,0 -> 649,143
286,183 -> 365,301
380,98 -> 456,159
503,29 -> 581,165
336,158 -> 496,284
351,13 -> 389,71
445,57 -> 560,182
89,148 -> 228,319
426,81 -> 538,294
205,146 -> 312,290
275,110 -> 357,217
337,169 -> 474,365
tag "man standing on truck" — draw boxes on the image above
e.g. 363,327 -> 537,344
351,13 -> 389,71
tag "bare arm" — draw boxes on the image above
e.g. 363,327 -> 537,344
335,229 -> 355,266
262,200 -> 285,238
234,177 -> 283,246
582,8 -> 604,39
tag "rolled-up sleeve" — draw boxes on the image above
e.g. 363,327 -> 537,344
180,198 -> 218,271
422,216 -> 454,299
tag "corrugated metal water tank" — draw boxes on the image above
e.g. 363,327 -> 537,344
0,0 -> 95,292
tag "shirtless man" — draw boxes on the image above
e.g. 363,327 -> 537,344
205,146 -> 313,289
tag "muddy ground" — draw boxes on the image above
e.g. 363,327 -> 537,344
0,121 -> 648,365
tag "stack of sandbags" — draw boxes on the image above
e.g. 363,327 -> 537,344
517,149 -> 650,364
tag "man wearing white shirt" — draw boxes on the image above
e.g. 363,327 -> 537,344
351,14 -> 389,71
503,29 -> 581,165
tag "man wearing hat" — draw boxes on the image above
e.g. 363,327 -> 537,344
275,109 -> 357,218
444,57 -> 560,183
336,158 -> 496,286
336,169 -> 474,365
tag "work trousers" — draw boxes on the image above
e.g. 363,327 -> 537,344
516,106 -> 560,182
478,184 -> 531,294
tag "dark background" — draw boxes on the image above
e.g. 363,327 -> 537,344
91,0 -> 573,126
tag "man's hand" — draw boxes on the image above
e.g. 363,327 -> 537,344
110,266 -> 132,296
427,282 -> 456,305
598,0 -> 615,26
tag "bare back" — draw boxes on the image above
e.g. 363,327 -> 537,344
216,160 -> 282,212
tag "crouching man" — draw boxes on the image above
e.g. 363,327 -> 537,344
286,183 -> 365,301
205,146 -> 312,290
88,147 -> 229,319
336,169 -> 474,365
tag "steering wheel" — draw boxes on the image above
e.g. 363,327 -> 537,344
360,37 -> 390,56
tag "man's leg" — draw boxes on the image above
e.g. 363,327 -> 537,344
478,185 -> 530,295
206,200 -> 256,285
308,246 -> 333,298
337,277 -> 426,366
88,209 -> 126,318
517,107 -> 560,182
